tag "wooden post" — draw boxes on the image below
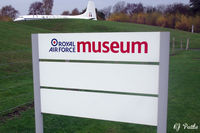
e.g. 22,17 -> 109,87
186,38 -> 190,50
192,25 -> 194,33
172,37 -> 175,53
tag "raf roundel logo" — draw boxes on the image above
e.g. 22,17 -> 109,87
51,38 -> 58,46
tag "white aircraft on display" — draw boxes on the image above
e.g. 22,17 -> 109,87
14,0 -> 97,21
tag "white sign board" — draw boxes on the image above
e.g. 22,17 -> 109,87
40,62 -> 159,94
41,89 -> 158,126
32,32 -> 170,133
38,32 -> 160,62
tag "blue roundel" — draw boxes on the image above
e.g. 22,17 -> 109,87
51,39 -> 58,46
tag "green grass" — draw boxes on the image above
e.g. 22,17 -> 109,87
0,19 -> 200,133
19,19 -> 200,49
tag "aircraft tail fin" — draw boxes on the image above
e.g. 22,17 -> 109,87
82,0 -> 97,20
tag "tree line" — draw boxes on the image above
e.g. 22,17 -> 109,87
0,0 -> 105,20
28,0 -> 53,15
28,1 -> 105,20
105,0 -> 200,32
0,0 -> 199,32
0,0 -> 53,21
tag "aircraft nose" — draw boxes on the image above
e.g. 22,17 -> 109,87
14,18 -> 22,22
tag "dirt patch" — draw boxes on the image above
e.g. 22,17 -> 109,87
170,53 -> 177,56
0,101 -> 34,123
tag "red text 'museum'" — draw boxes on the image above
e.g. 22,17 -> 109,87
77,41 -> 148,53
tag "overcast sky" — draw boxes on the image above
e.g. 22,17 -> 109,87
0,0 -> 190,15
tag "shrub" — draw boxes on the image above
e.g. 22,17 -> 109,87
108,13 -> 130,22
0,16 -> 12,21
175,15 -> 190,31
156,15 -> 167,27
137,13 -> 146,24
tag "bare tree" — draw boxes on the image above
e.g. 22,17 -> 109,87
112,1 -> 126,13
28,2 -> 45,15
156,5 -> 167,14
190,0 -> 200,15
165,3 -> 190,15
101,6 -> 112,18
62,11 -> 70,15
0,5 -> 19,19
124,3 -> 144,15
96,9 -> 105,20
43,0 -> 54,15
71,8 -> 79,15
145,6 -> 156,13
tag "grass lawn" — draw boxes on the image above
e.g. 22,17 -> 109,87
0,19 -> 199,133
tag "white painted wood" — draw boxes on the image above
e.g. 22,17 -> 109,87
39,62 -> 159,95
38,32 -> 161,62
40,89 -> 158,126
